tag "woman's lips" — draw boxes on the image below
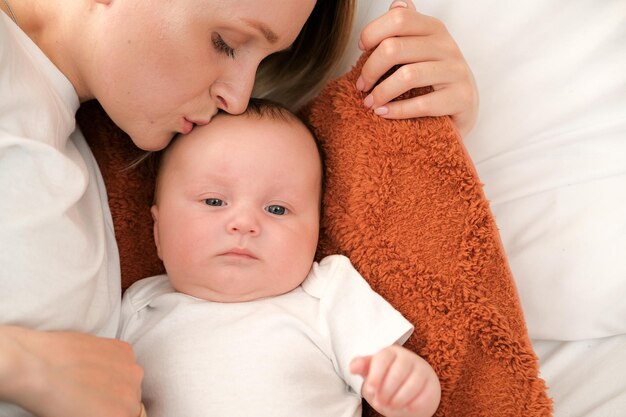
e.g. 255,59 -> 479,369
181,117 -> 211,135
181,118 -> 194,135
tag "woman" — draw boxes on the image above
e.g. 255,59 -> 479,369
0,0 -> 477,416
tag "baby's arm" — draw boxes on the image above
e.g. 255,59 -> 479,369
350,344 -> 441,417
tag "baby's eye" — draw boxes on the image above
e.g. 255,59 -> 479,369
204,198 -> 225,207
265,205 -> 288,216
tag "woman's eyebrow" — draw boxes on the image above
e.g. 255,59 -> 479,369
243,19 -> 278,44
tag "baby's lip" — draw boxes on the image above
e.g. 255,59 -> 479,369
220,248 -> 258,260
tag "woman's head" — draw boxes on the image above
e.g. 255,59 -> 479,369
80,0 -> 318,151
32,0 -> 353,151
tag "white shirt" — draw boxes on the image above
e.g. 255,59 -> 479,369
0,13 -> 121,416
0,13 -> 121,415
120,255 -> 413,417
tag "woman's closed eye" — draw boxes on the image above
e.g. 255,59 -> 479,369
204,198 -> 226,207
265,205 -> 288,216
212,33 -> 235,59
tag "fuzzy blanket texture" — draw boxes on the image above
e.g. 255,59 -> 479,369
77,56 -> 552,416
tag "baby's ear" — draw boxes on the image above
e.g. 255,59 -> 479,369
151,205 -> 163,260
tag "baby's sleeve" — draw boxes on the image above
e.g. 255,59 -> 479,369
117,274 -> 171,340
117,285 -> 139,340
302,255 -> 414,396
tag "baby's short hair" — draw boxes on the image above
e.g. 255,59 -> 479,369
243,97 -> 303,123
231,98 -> 319,143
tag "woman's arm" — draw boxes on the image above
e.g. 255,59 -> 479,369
358,0 -> 478,136
0,325 -> 143,417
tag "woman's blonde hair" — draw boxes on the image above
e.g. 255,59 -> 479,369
252,0 -> 355,110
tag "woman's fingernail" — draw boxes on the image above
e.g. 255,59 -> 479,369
358,39 -> 365,51
356,76 -> 365,91
374,106 -> 389,115
363,94 -> 374,108
391,1 -> 408,9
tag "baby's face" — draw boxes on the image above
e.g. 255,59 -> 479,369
152,114 -> 321,302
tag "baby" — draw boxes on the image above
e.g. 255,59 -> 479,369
119,99 -> 441,417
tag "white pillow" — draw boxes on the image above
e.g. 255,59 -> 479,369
341,0 -> 626,340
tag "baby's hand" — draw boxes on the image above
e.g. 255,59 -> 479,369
350,345 -> 441,417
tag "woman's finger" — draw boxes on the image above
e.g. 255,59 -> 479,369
358,35 -> 448,93
363,57 -> 465,108
359,7 -> 443,53
379,87 -> 477,135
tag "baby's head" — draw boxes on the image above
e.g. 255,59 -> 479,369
152,99 -> 323,302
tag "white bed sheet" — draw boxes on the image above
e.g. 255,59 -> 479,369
533,334 -> 626,417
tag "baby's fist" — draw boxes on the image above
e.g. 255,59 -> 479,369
350,345 -> 440,417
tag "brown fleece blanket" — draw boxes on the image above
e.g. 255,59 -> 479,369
78,57 -> 551,416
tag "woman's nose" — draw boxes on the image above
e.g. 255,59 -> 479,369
212,66 -> 257,115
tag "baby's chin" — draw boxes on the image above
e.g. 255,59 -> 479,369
172,279 -> 300,304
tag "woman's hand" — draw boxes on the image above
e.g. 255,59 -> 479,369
0,326 -> 144,417
358,0 -> 478,136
